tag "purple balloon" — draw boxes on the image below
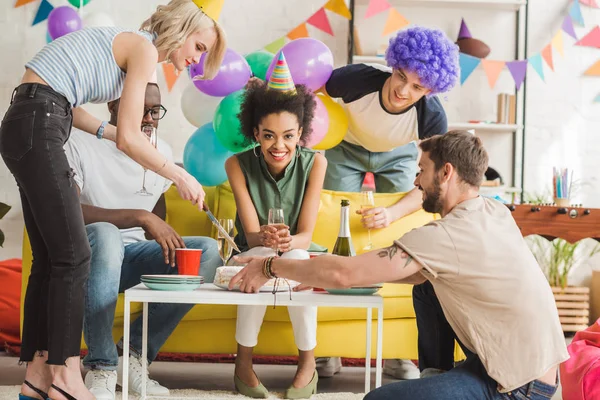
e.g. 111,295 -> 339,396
190,48 -> 252,97
48,6 -> 82,40
265,38 -> 334,91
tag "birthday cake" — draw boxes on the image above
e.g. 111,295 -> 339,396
214,266 -> 299,289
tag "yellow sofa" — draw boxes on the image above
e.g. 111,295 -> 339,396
21,185 -> 461,360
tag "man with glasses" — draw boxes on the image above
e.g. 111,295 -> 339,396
64,82 -> 222,400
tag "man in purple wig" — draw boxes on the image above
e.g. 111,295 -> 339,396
318,26 -> 460,380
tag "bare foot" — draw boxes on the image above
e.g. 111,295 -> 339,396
21,352 -> 52,399
291,361 -> 316,388
48,356 -> 95,400
234,361 -> 261,388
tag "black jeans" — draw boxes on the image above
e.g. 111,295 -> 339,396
0,83 -> 91,365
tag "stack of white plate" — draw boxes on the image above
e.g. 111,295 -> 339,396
140,274 -> 204,291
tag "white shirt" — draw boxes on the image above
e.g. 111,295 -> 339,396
64,128 -> 173,244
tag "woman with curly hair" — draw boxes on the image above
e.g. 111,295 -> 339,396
0,1 -> 226,399
224,53 -> 327,399
317,25 -> 459,380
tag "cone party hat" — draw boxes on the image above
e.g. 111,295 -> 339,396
267,52 -> 297,94
192,0 -> 224,22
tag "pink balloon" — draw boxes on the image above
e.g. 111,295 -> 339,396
266,38 -> 334,91
190,48 -> 251,97
302,96 -> 329,148
48,6 -> 82,40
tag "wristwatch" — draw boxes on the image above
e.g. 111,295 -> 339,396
96,121 -> 108,140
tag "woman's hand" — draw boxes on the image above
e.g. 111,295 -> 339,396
356,207 -> 393,229
175,169 -> 206,210
258,224 -> 292,251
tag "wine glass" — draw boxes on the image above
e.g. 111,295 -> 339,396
361,190 -> 375,251
136,125 -> 158,196
216,218 -> 234,264
268,208 -> 285,254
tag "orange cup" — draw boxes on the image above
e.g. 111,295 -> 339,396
175,248 -> 202,276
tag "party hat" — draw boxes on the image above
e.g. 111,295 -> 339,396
192,0 -> 224,22
267,52 -> 297,94
457,18 -> 472,40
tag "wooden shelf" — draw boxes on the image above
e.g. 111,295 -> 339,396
448,122 -> 522,133
354,0 -> 526,11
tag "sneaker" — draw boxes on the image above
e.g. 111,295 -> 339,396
84,370 -> 117,400
117,355 -> 170,396
383,359 -> 420,380
316,357 -> 342,378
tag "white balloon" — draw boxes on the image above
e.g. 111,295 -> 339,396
83,12 -> 115,28
181,83 -> 222,128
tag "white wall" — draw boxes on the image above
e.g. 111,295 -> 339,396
1,0 -> 599,263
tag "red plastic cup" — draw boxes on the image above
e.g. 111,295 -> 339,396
175,248 -> 202,276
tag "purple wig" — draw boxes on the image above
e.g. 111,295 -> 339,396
385,26 -> 460,95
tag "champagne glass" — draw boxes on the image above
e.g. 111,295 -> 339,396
136,125 -> 157,196
268,208 -> 285,254
216,218 -> 234,264
361,190 -> 375,251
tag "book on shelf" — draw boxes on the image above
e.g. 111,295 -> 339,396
497,93 -> 516,124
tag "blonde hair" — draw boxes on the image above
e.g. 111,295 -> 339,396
141,0 -> 227,80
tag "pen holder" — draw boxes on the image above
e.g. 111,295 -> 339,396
554,197 -> 570,207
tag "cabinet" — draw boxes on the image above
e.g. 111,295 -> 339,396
346,0 -> 529,201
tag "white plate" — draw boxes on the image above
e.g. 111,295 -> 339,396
141,274 -> 202,280
214,281 -> 299,292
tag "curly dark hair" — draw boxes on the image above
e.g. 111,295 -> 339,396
238,80 -> 316,147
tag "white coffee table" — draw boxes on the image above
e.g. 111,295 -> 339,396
122,283 -> 384,399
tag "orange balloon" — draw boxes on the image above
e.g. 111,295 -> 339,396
312,93 -> 348,150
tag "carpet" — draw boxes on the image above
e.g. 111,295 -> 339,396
0,386 -> 365,399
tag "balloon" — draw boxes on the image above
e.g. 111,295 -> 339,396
190,48 -> 252,97
301,96 -> 329,148
83,12 -> 115,28
68,0 -> 91,7
213,90 -> 254,153
181,83 -> 222,128
312,94 -> 348,151
265,38 -> 334,91
47,6 -> 83,40
184,124 -> 233,187
46,31 -> 53,44
244,51 -> 274,80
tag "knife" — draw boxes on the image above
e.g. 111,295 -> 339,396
203,204 -> 241,253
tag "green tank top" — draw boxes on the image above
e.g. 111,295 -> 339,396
234,146 -> 319,253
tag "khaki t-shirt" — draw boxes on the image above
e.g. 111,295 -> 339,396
394,196 -> 569,392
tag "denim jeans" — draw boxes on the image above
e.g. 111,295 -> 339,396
363,281 -> 558,400
0,83 -> 91,365
82,222 -> 222,370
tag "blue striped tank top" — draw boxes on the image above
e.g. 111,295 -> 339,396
25,27 -> 154,108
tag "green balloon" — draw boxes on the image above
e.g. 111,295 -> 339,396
244,51 -> 275,81
213,90 -> 254,153
68,0 -> 91,8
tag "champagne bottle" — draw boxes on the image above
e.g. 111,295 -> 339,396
332,199 -> 356,257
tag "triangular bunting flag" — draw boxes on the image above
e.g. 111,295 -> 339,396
594,93 -> 600,103
576,26 -> 600,48
506,60 -> 528,91
383,8 -> 409,36
459,53 -> 481,85
33,0 -> 53,25
162,63 -> 180,92
365,0 -> 392,18
307,8 -> 333,35
287,23 -> 309,40
480,59 -> 505,89
562,16 -> 577,39
569,0 -> 585,26
541,44 -> 554,71
528,53 -> 545,82
584,59 -> 600,76
15,0 -> 37,7
325,0 -> 351,19
264,37 -> 286,54
580,0 -> 598,7
552,30 -> 564,57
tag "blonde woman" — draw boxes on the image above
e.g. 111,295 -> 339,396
0,1 -> 226,399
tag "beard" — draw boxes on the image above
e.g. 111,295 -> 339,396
422,178 -> 443,214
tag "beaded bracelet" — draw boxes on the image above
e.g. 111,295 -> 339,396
266,256 -> 277,278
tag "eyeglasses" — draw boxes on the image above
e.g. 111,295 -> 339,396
143,105 -> 167,121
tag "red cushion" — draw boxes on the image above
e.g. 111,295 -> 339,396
0,259 -> 22,346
